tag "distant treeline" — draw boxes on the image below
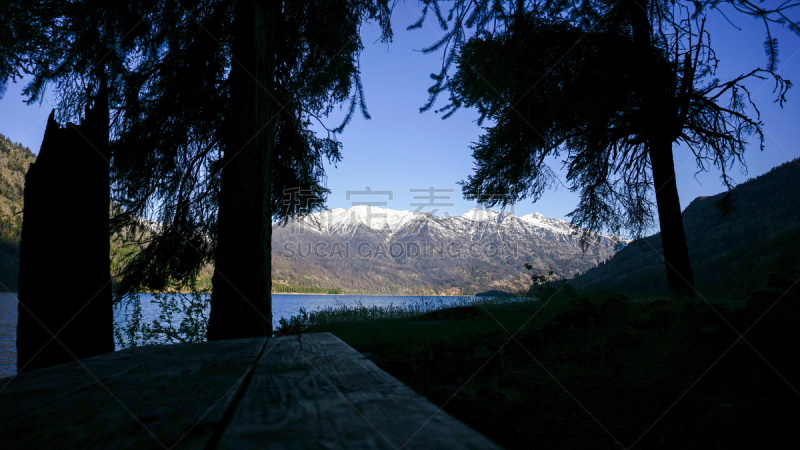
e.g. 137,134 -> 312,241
272,283 -> 342,295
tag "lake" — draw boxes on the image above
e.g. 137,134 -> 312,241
0,292 -> 471,379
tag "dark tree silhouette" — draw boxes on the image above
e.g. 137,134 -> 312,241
114,1 -> 391,339
411,0 -> 796,299
17,86 -> 112,372
7,0 -> 137,370
0,0 -> 28,98
14,1 -> 393,339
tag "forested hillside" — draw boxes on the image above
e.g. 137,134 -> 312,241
0,134 -> 36,291
0,135 -> 160,293
572,158 -> 800,300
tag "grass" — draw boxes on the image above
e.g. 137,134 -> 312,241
277,281 -> 800,449
275,295 -> 528,333
271,283 -> 343,294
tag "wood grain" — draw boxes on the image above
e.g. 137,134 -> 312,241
0,337 -> 266,449
217,333 -> 502,449
1,334 -> 501,450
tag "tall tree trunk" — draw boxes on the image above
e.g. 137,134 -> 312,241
627,0 -> 697,299
17,82 -> 113,372
207,0 -> 274,339
649,140 -> 696,298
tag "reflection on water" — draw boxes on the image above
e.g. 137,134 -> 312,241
0,293 -> 18,379
0,293 -> 470,379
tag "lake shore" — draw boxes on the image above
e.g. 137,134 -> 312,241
0,293 -> 479,377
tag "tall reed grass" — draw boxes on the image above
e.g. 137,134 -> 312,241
274,294 -> 531,335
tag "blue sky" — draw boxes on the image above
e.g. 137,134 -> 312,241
1,2 -> 798,236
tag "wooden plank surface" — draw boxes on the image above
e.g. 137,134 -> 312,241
1,334 -> 501,450
0,337 -> 266,449
216,333 -> 502,449
1,341 -> 170,413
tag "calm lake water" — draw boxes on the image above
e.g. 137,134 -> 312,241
0,292 -> 469,379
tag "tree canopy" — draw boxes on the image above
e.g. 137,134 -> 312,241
411,0 -> 797,297
11,1 -> 393,298
415,0 -> 795,236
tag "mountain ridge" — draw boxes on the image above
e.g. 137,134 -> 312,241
571,157 -> 800,300
272,205 -> 624,295
293,205 -> 587,240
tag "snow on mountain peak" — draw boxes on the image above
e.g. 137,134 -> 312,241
461,208 -> 501,221
520,212 -> 573,234
296,205 -> 420,237
284,205 -> 633,250
293,205 -> 591,238
347,205 -> 418,232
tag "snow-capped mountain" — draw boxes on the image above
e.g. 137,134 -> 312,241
272,206 -> 626,296
289,205 -> 618,243
292,205 -> 420,239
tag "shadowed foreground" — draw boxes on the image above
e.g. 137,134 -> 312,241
283,282 -> 800,449
0,333 -> 500,449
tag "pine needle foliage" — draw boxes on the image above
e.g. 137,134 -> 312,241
9,1 -> 393,298
410,0 -> 797,297
412,0 -> 796,241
